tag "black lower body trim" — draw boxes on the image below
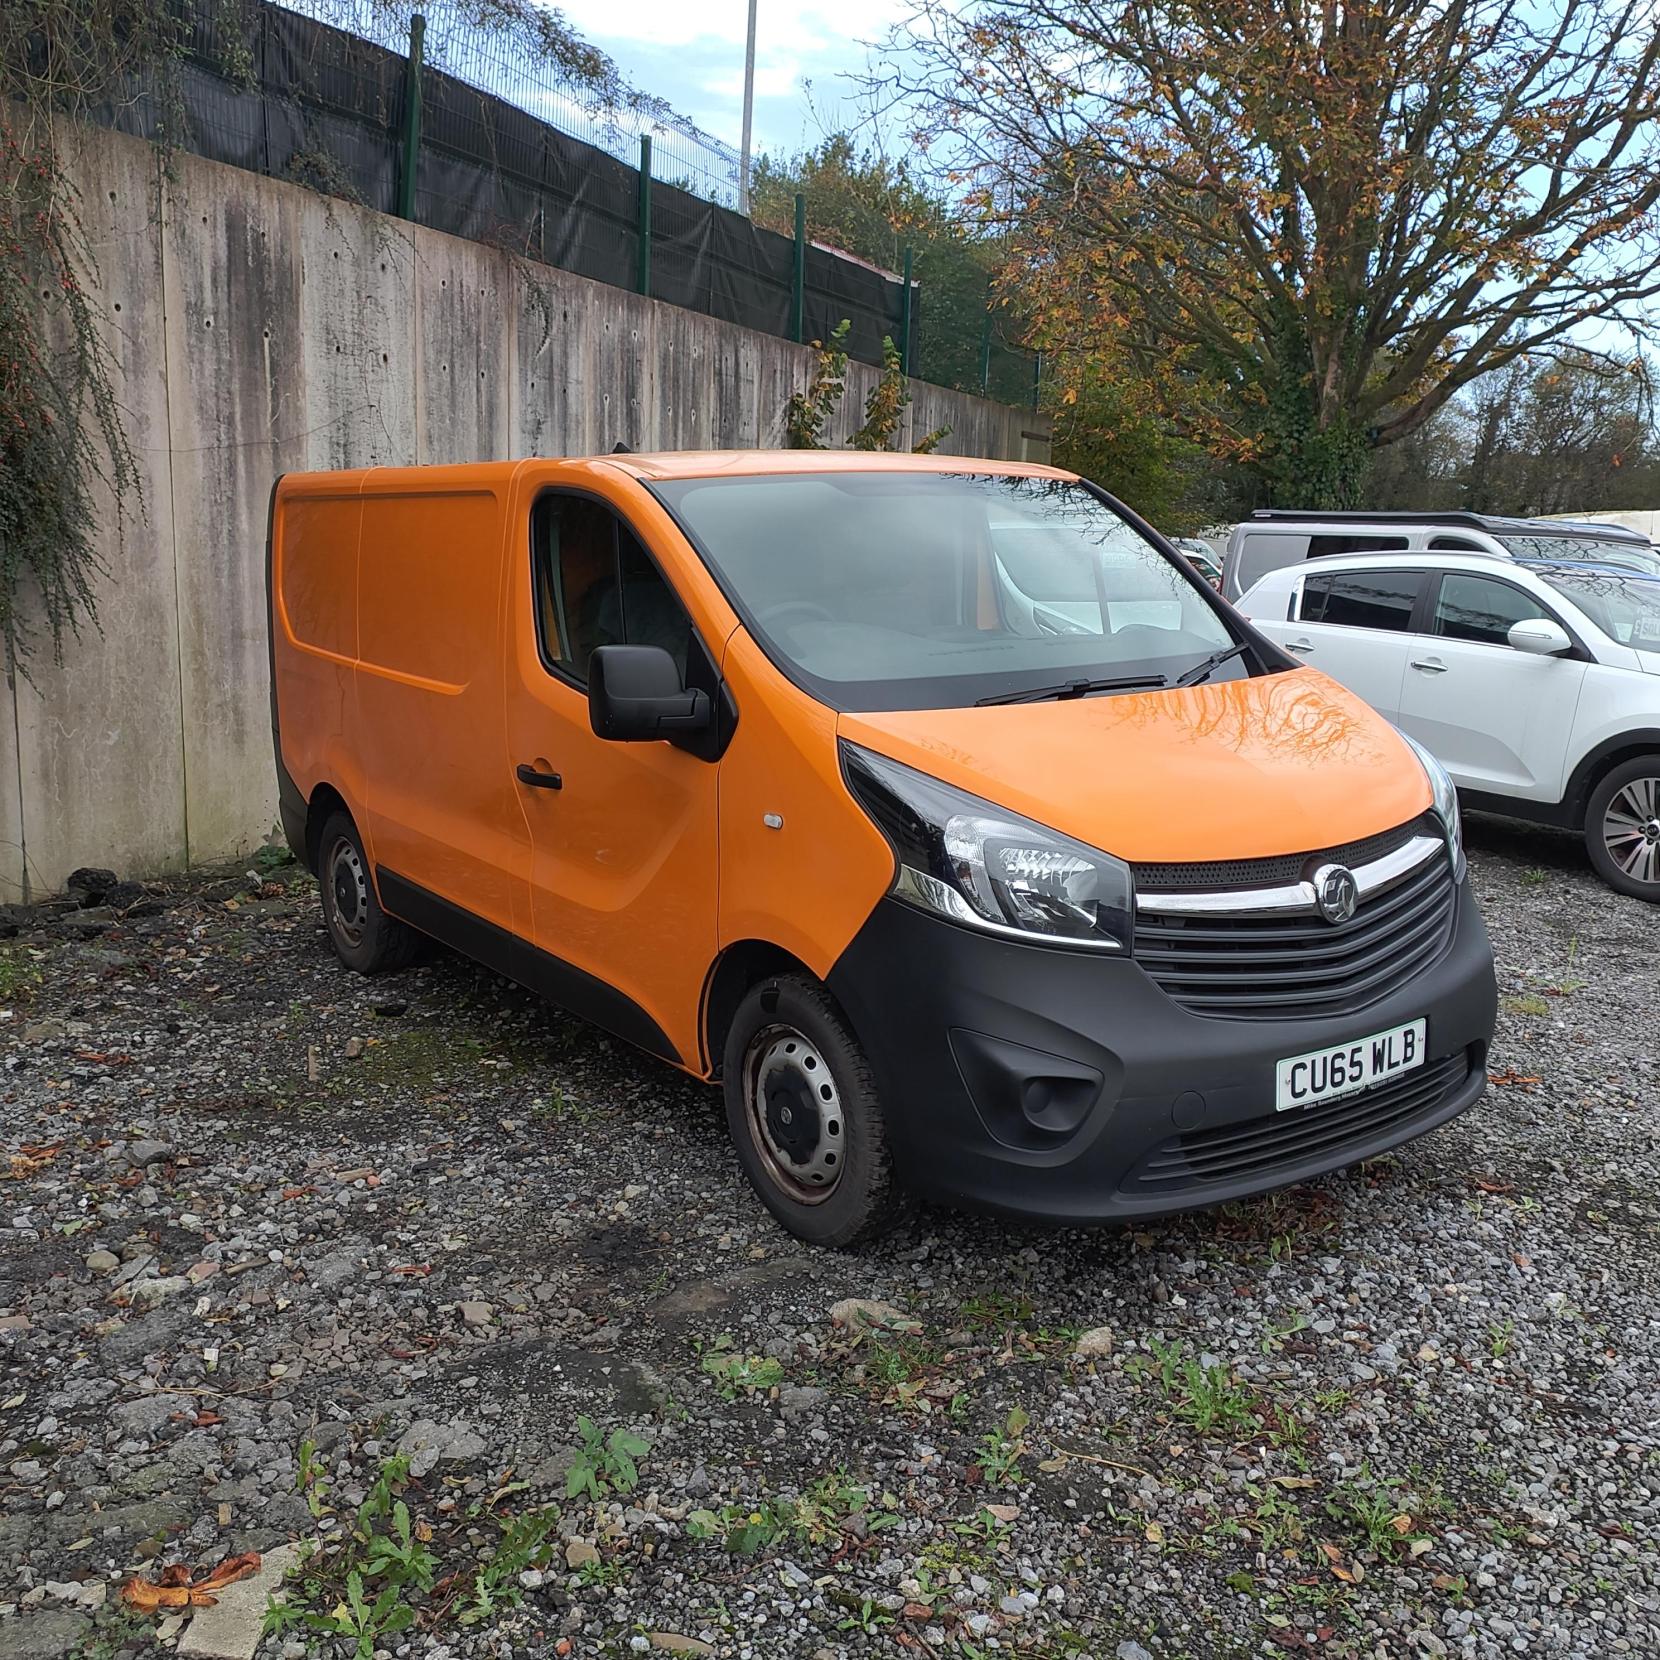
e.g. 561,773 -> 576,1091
827,886 -> 1497,1225
375,868 -> 680,1065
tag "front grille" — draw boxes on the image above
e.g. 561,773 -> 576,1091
1135,850 -> 1455,1019
1131,815 -> 1431,893
1126,1051 -> 1472,1192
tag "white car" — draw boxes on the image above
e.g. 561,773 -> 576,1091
1236,551 -> 1660,899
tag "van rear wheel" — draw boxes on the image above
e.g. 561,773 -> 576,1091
1585,757 -> 1660,901
722,974 -> 908,1249
317,810 -> 421,973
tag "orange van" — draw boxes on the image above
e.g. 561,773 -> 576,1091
267,452 -> 1497,1246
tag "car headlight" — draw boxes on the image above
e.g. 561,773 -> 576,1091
840,742 -> 1134,951
1400,732 -> 1465,881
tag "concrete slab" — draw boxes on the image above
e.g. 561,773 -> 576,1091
177,1543 -> 303,1660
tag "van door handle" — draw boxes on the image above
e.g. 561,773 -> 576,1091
515,763 -> 562,790
1409,658 -> 1447,674
1286,638 -> 1314,653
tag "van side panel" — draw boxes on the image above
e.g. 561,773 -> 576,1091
272,477 -> 370,844
354,479 -> 526,938
715,628 -> 895,982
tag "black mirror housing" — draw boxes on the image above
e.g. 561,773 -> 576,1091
588,644 -> 712,743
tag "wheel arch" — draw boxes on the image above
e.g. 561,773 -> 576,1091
701,939 -> 818,1077
1562,730 -> 1660,829
304,782 -> 353,876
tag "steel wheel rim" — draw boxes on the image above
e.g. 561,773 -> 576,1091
327,836 -> 370,946
1602,775 -> 1660,887
743,1023 -> 845,1204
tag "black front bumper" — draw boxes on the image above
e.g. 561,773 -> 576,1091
825,883 -> 1496,1224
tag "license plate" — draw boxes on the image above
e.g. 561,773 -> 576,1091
1274,1018 -> 1427,1112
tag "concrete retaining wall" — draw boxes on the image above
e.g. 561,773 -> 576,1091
3,125 -> 1049,900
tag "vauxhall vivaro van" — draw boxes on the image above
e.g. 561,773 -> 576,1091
268,453 -> 1497,1246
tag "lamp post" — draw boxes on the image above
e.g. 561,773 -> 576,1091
739,0 -> 758,214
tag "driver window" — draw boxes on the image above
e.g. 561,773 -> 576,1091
532,494 -> 692,683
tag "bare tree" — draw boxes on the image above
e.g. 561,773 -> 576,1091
875,0 -> 1660,506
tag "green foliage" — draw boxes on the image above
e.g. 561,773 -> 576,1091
687,1475 -> 898,1557
457,1507 -> 560,1626
700,1338 -> 785,1399
565,1416 -> 649,1502
0,946 -> 40,1002
785,321 -> 850,449
976,1406 -> 1029,1488
752,133 -> 1006,396
784,319 -> 948,453
265,1454 -> 436,1657
1135,1339 -> 1260,1435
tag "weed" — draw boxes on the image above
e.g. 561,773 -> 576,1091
961,1288 -> 1036,1330
1502,992 -> 1550,1018
457,1506 -> 560,1625
836,1594 -> 895,1635
1553,935 -> 1587,995
254,836 -> 297,873
700,1338 -> 785,1399
295,1438 -> 332,1519
1326,1466 -> 1424,1559
687,1476 -> 898,1557
1521,867 -> 1548,886
1488,1318 -> 1516,1360
1136,1339 -> 1259,1436
976,1406 -> 1029,1487
566,1416 -> 649,1503
0,946 -> 39,1003
1260,1310 -> 1311,1353
265,1455 -> 435,1657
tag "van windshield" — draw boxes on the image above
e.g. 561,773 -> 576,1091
651,471 -> 1244,711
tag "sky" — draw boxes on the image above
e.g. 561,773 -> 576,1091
549,0 -> 912,160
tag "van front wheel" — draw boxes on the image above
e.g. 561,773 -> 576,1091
722,975 -> 907,1248
317,810 -> 421,973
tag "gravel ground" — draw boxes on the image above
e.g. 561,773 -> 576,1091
1,818 -> 1656,1660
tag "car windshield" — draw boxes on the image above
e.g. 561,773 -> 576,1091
1537,568 -> 1660,656
650,472 -> 1242,711
1503,534 -> 1660,578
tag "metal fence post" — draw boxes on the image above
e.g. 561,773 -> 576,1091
397,12 -> 425,221
1032,350 -> 1043,412
637,136 -> 652,297
899,244 -> 914,377
978,309 -> 992,396
791,193 -> 806,344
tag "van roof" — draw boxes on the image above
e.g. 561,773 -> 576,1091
600,449 -> 1073,482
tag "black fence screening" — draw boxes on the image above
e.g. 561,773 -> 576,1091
87,1 -> 1037,398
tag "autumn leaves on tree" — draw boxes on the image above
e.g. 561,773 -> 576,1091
880,0 -> 1660,508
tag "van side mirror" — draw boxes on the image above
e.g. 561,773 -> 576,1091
1507,618 -> 1573,657
588,645 -> 711,742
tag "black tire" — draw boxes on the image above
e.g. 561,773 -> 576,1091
721,973 -> 908,1248
316,810 -> 421,973
1584,757 -> 1660,901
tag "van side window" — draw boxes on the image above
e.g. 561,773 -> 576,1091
1428,536 -> 1485,552
1432,573 -> 1551,647
1302,570 -> 1422,631
533,494 -> 692,683
1306,534 -> 1411,559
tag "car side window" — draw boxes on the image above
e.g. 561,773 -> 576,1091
1301,570 -> 1422,631
1432,573 -> 1551,648
532,494 -> 692,683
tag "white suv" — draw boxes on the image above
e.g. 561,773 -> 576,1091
1237,551 -> 1660,899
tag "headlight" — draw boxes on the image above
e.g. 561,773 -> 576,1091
841,742 -> 1134,951
1400,732 -> 1465,881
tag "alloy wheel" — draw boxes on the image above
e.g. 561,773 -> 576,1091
1602,773 -> 1660,887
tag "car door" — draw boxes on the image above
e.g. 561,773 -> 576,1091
502,486 -> 721,1068
1396,570 -> 1588,799
1274,567 -> 1424,723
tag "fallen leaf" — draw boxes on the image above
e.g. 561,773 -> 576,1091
1486,1071 -> 1540,1090
121,1552 -> 261,1613
983,1503 -> 1020,1523
1319,1541 -> 1357,1583
1272,1475 -> 1316,1489
1144,1520 -> 1165,1543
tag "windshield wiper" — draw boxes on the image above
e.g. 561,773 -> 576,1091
976,673 -> 1169,707
1175,642 -> 1251,688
